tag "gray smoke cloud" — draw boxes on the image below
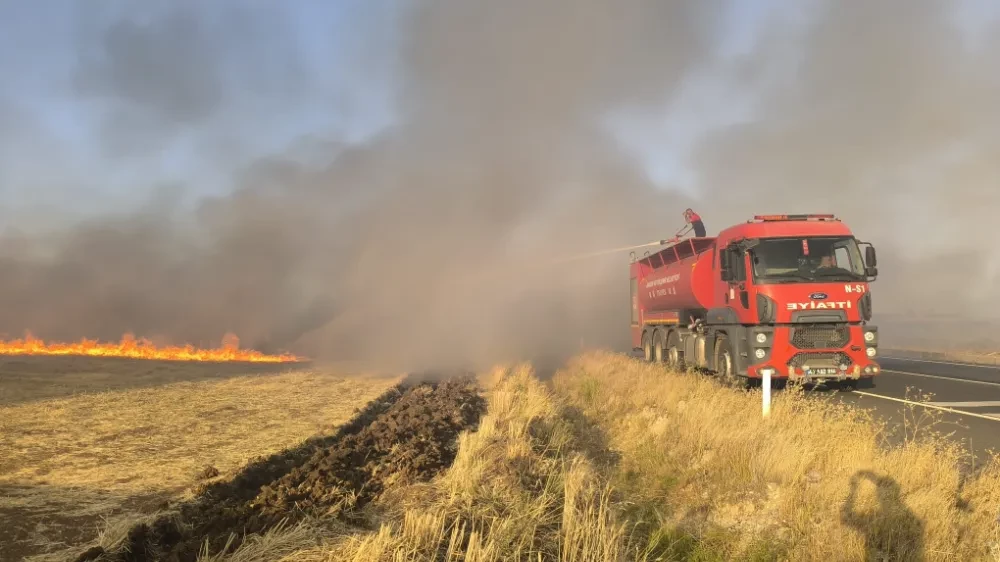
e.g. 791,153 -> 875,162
1,0 -> 998,367
691,1 -> 1000,346
0,0 -> 716,370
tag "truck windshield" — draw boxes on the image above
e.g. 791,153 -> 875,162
749,236 -> 866,284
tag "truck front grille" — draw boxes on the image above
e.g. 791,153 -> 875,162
790,324 -> 850,350
788,352 -> 853,368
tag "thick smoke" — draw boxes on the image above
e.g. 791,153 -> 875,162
0,1 -> 718,370
691,1 -> 1000,345
2,1 -> 999,367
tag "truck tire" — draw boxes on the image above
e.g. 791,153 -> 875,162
652,330 -> 666,363
666,330 -> 684,370
715,334 -> 750,389
642,331 -> 653,362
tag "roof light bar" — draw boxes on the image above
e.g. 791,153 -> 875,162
752,214 -> 837,222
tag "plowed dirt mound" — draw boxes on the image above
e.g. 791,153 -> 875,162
76,376 -> 485,562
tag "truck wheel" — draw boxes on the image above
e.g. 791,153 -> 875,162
666,331 -> 684,370
642,332 -> 653,362
652,330 -> 666,363
715,335 -> 750,389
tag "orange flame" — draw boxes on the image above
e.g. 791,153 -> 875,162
0,332 -> 302,363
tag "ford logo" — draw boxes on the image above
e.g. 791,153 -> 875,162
809,292 -> 828,300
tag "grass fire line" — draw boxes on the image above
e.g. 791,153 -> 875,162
0,332 -> 303,362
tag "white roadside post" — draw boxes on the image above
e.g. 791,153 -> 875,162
762,368 -> 772,418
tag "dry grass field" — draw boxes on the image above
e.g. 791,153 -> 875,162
134,354 -> 999,562
10,351 -> 1000,561
550,353 -> 1000,561
0,356 -> 401,561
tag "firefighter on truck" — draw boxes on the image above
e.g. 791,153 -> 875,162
684,208 -> 707,238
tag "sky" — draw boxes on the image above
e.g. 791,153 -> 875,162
1,0 -> 1000,363
2,1 -> 997,215
0,1 -> 401,219
0,0 -> 781,215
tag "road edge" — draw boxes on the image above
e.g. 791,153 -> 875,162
881,348 -> 1000,367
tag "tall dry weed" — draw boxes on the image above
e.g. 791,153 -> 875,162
288,363 -> 631,562
552,351 -> 1000,561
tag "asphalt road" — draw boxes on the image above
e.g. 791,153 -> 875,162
824,355 -> 1000,458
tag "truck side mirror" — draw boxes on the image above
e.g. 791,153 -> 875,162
865,245 -> 877,267
860,243 -> 878,280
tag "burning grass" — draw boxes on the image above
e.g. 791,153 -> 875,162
0,364 -> 400,561
0,332 -> 301,362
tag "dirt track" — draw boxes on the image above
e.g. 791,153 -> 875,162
75,375 -> 486,562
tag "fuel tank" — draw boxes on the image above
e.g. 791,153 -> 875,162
636,238 -> 717,313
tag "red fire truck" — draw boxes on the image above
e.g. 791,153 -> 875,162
630,214 -> 880,388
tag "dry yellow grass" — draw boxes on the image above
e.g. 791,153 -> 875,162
254,363 -> 631,562
0,363 -> 400,561
203,353 -> 1000,561
47,351 -> 1000,561
552,351 -> 1000,561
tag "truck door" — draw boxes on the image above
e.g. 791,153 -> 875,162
720,244 -> 748,309
734,253 -> 749,309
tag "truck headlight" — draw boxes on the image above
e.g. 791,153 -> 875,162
866,347 -> 877,358
755,348 -> 766,359
864,331 -> 875,343
756,333 -> 767,344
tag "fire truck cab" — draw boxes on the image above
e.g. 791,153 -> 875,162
630,214 -> 880,388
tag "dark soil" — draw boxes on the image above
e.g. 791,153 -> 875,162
75,375 -> 486,562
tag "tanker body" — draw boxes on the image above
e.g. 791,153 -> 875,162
630,214 -> 881,388
640,241 -> 716,313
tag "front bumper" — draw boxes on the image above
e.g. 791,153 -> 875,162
744,323 -> 880,380
750,363 -> 880,382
